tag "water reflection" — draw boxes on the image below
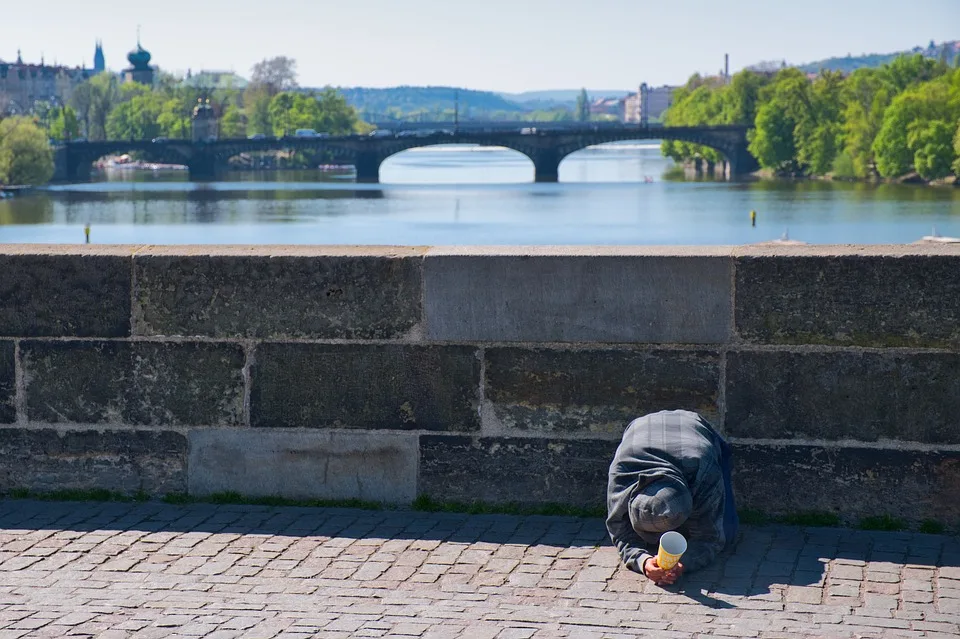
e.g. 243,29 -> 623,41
1,145 -> 958,246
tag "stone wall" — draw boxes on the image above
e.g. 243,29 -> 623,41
1,244 -> 959,526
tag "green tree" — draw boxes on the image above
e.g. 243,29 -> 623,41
219,104 -> 245,138
156,98 -> 191,139
48,106 -> 81,142
840,68 -> 893,177
0,117 -> 54,185
268,92 -> 298,136
107,92 -> 165,140
910,119 -> 955,181
873,72 -> 960,178
748,101 -> 797,170
881,54 -> 943,93
82,73 -> 121,141
953,120 -> 960,176
795,70 -> 845,175
576,88 -> 590,122
718,70 -> 769,125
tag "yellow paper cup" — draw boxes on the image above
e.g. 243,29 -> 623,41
657,531 -> 687,570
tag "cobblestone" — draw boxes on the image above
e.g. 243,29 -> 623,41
0,501 -> 957,638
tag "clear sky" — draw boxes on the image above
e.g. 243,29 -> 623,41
1,0 -> 956,93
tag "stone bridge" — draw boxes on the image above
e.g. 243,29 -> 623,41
54,125 -> 757,183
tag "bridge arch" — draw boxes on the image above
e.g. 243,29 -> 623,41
378,142 -> 534,184
56,141 -> 193,182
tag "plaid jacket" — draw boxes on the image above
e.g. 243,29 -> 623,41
606,410 -> 738,574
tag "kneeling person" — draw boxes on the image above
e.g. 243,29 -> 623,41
606,410 -> 738,585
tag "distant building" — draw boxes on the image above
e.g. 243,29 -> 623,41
589,97 -> 622,118
191,98 -> 218,142
93,41 -> 105,74
123,39 -> 155,85
0,46 -> 100,115
623,84 -> 675,123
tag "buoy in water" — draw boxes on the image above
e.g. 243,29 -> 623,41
750,210 -> 756,227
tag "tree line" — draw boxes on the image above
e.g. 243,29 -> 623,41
0,57 -> 372,185
662,53 -> 960,182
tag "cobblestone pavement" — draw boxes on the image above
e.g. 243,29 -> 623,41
0,501 -> 958,638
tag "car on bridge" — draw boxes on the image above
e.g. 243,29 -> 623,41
248,133 -> 267,140
369,129 -> 394,137
152,137 -> 169,143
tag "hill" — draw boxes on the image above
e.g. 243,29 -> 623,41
794,40 -> 960,74
335,86 -> 526,120
500,89 -> 631,109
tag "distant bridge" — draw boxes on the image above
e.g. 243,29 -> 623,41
54,124 -> 757,183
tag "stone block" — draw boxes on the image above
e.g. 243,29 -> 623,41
22,341 -> 244,426
485,347 -> 720,435
0,427 -> 186,494
188,429 -> 418,503
133,247 -> 423,339
732,443 -> 960,524
251,343 -> 480,431
424,249 -> 732,343
725,350 -> 960,443
0,249 -> 131,337
0,341 -> 13,423
418,435 -> 617,506
735,254 -> 960,347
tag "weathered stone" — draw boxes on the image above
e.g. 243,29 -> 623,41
0,341 -> 13,423
732,443 -> 960,524
251,344 -> 480,431
735,254 -> 960,347
188,429 -> 418,503
23,341 -> 245,426
133,247 -> 423,338
485,348 -> 720,434
725,350 -> 960,443
424,249 -> 732,343
418,435 -> 617,506
0,427 -> 186,494
0,249 -> 131,337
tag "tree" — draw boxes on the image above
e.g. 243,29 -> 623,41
794,70 -> 845,175
840,68 -> 893,177
953,120 -> 960,176
76,73 -> 121,141
250,57 -> 298,96
0,117 -> 54,185
748,101 -> 797,171
910,120 -> 955,180
268,92 -> 298,137
873,73 -> 960,178
69,82 -> 94,138
107,92 -> 164,140
245,88 -> 272,136
219,104 -> 245,139
156,98 -> 192,139
576,88 -> 590,122
48,106 -> 81,141
718,70 -> 768,125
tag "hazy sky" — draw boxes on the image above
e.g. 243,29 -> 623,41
2,0 -> 956,93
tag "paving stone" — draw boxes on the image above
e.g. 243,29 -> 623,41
0,502 -> 950,638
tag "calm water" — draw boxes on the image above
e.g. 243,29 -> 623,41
2,143 -> 959,245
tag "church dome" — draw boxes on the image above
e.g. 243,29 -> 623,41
127,44 -> 151,69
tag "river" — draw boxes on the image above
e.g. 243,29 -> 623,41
2,143 -> 959,245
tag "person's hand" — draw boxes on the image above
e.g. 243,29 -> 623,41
642,557 -> 684,586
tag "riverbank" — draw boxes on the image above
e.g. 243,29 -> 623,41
0,185 -> 33,198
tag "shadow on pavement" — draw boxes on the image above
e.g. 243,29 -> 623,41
2,500 -> 957,601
